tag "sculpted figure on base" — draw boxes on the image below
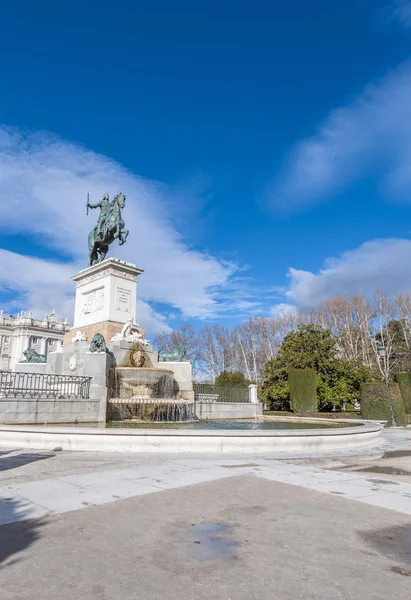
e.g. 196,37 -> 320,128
111,318 -> 149,346
72,330 -> 87,342
158,345 -> 188,362
87,192 -> 129,266
89,333 -> 108,353
20,348 -> 47,363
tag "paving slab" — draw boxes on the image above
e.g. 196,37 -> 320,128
1,476 -> 411,600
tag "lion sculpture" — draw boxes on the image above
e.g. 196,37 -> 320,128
89,333 -> 108,354
21,348 -> 47,363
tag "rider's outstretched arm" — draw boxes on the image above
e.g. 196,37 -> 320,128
88,201 -> 102,209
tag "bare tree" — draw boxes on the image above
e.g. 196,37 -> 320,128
368,290 -> 398,378
395,292 -> 411,350
196,324 -> 233,381
154,288 -> 411,384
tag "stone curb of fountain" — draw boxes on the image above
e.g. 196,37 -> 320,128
0,421 -> 383,456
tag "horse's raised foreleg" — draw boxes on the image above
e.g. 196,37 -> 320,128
118,229 -> 129,246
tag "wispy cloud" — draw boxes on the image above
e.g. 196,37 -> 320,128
267,60 -> 411,213
387,0 -> 411,28
270,303 -> 298,318
0,127 -> 251,332
286,238 -> 411,309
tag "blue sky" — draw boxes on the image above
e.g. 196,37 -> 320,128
1,0 -> 411,333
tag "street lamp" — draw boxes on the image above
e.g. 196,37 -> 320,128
377,344 -> 388,385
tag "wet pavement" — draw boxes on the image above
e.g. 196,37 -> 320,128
1,428 -> 411,599
287,429 -> 411,486
360,523 -> 411,566
186,522 -> 239,561
355,466 -> 411,477
1,475 -> 411,600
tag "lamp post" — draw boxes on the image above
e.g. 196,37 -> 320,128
377,344 -> 388,385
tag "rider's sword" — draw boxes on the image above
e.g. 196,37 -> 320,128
86,192 -> 89,216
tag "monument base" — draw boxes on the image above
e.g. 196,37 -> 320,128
72,258 -> 143,330
64,320 -> 125,347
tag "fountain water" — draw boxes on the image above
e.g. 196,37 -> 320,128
107,344 -> 196,422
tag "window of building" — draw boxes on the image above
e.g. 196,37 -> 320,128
32,337 -> 39,345
3,336 -> 10,344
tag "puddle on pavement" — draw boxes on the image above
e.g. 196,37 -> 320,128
356,466 -> 411,477
391,565 -> 411,576
383,450 -> 411,459
360,524 -> 411,566
222,463 -> 260,469
368,479 -> 399,485
186,522 -> 239,562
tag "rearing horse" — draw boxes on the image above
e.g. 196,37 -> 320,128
88,192 -> 129,266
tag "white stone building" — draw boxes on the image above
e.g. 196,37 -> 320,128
0,310 -> 70,371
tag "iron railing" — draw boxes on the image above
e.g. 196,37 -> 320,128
193,383 -> 249,403
0,371 -> 91,400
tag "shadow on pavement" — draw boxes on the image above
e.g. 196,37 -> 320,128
0,498 -> 47,566
0,452 -> 55,472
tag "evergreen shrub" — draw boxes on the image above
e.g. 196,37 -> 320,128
396,372 -> 411,414
360,382 -> 407,426
288,368 -> 317,413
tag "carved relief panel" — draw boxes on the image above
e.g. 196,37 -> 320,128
81,288 -> 105,315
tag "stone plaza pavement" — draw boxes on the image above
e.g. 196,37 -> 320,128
1,429 -> 410,599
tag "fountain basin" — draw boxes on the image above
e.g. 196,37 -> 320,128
0,418 -> 383,454
110,367 -> 175,400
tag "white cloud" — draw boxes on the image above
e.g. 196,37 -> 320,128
270,303 -> 298,318
0,249 -> 168,333
267,61 -> 411,213
286,238 -> 411,309
0,127 -> 245,333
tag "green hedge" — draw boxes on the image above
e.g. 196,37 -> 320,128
263,411 -> 361,419
360,382 -> 407,426
396,372 -> 411,414
388,383 -> 408,427
289,368 -> 317,413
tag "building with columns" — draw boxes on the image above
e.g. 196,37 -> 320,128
0,310 -> 71,371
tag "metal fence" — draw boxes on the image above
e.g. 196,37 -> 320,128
0,371 -> 91,400
193,383 -> 249,403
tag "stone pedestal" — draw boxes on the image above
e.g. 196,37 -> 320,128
160,361 -> 194,403
65,258 -> 143,345
248,384 -> 259,404
51,342 -> 113,422
14,362 -> 47,375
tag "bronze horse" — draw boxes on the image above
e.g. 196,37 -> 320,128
87,192 -> 129,266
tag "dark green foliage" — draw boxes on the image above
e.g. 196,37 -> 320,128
389,383 -> 408,427
360,382 -> 407,426
360,383 -> 392,422
263,410 -> 361,419
215,371 -> 252,387
260,325 -> 375,411
396,372 -> 411,414
288,368 -> 317,413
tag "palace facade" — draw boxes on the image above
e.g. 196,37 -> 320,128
0,310 -> 71,370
